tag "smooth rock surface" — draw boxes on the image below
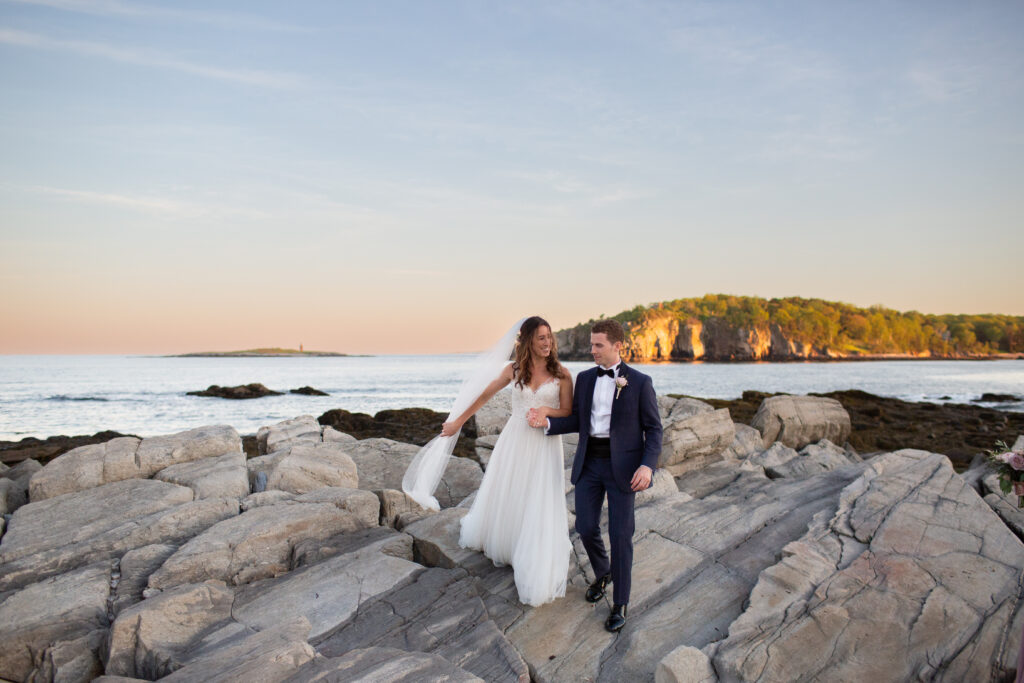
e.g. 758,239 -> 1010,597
28,437 -> 142,501
766,439 -> 858,479
376,488 -> 432,528
133,424 -> 243,478
240,489 -> 296,510
722,423 -> 764,460
475,434 -> 499,469
635,467 -> 681,506
106,580 -> 235,679
267,443 -> 359,494
714,449 -> 1024,682
246,451 -> 287,490
676,461 -> 747,499
745,441 -> 799,472
257,415 -> 322,455
147,501 -> 368,590
316,567 -> 530,682
287,647 -> 483,682
232,533 -> 421,641
346,438 -> 482,507
0,563 -> 110,682
321,425 -> 358,445
159,617 -> 315,683
656,645 -> 717,683
288,487 -> 380,528
155,451 -> 249,499
666,397 -> 716,423
751,394 -> 851,449
661,408 -> 736,475
0,479 -> 238,591
0,476 -> 24,515
36,628 -> 106,683
111,543 -> 178,616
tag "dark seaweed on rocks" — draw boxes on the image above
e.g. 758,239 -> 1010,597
0,430 -> 136,466
317,407 -> 478,461
187,384 -> 284,399
679,389 -> 1024,469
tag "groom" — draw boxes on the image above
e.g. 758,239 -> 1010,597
529,319 -> 662,632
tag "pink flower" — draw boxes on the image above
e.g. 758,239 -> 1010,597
999,451 -> 1016,464
614,375 -> 628,399
1010,453 -> 1024,471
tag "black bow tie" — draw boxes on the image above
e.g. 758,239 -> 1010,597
596,367 -> 615,378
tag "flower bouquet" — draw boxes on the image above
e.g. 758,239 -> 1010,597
986,440 -> 1024,508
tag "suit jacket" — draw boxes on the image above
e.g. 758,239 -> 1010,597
547,362 -> 663,493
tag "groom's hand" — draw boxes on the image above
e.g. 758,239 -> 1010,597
526,408 -> 544,428
630,465 -> 653,491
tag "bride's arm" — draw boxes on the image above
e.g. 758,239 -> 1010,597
440,363 -> 514,437
531,369 -> 573,421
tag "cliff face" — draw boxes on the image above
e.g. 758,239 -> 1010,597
555,316 -> 931,362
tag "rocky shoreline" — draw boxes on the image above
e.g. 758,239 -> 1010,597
686,389 -> 1024,470
3,390 -> 1017,469
1,389 -> 1022,681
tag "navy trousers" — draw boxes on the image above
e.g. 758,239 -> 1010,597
574,454 -> 636,605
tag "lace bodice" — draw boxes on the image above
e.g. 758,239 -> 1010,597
510,377 -> 562,414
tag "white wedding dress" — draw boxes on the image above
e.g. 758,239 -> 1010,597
458,377 -> 572,607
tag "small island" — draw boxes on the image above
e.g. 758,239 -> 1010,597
167,347 -> 352,358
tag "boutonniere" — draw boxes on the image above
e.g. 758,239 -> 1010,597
615,375 -> 628,399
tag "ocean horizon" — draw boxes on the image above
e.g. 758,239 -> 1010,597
1,354 -> 1021,441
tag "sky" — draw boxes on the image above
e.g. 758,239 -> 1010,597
1,1 -> 1022,354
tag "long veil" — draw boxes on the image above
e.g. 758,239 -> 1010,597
401,317 -> 527,510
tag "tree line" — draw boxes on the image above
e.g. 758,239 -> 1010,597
599,294 -> 1024,355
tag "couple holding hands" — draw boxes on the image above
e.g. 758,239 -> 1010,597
402,316 -> 662,632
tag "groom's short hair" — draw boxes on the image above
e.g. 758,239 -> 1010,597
591,319 -> 625,344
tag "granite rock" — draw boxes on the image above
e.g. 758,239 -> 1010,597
346,438 -> 482,507
267,443 -> 359,495
147,501 -> 370,590
660,409 -> 736,476
0,563 -> 110,682
154,451 -> 249,499
106,580 -> 235,679
751,395 -> 851,450
0,479 -> 238,591
286,647 -> 483,682
257,415 -> 322,455
714,449 -> 1024,682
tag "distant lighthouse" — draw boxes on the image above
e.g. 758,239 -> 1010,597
300,343 -> 303,352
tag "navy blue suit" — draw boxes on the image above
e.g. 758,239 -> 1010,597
547,362 -> 662,605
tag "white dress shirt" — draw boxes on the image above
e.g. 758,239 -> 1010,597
589,362 -> 620,438
546,361 -> 620,436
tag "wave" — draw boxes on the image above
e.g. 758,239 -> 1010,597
46,395 -> 110,402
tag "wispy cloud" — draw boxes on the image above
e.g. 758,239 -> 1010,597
0,28 -> 310,88
508,170 -> 654,205
668,23 -> 835,87
906,65 -> 975,102
20,184 -> 268,220
2,0 -> 312,32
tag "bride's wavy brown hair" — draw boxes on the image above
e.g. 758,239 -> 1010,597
513,316 -> 568,389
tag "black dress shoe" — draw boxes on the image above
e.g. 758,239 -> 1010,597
585,574 -> 611,603
605,604 -> 627,632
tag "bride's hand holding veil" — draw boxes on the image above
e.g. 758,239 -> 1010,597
401,318 -> 527,510
440,363 -> 516,438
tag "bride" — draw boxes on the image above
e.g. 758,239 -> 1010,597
407,316 -> 574,606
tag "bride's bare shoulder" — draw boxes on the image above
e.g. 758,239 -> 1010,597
501,361 -> 517,381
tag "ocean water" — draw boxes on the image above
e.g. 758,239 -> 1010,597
0,355 -> 1021,440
